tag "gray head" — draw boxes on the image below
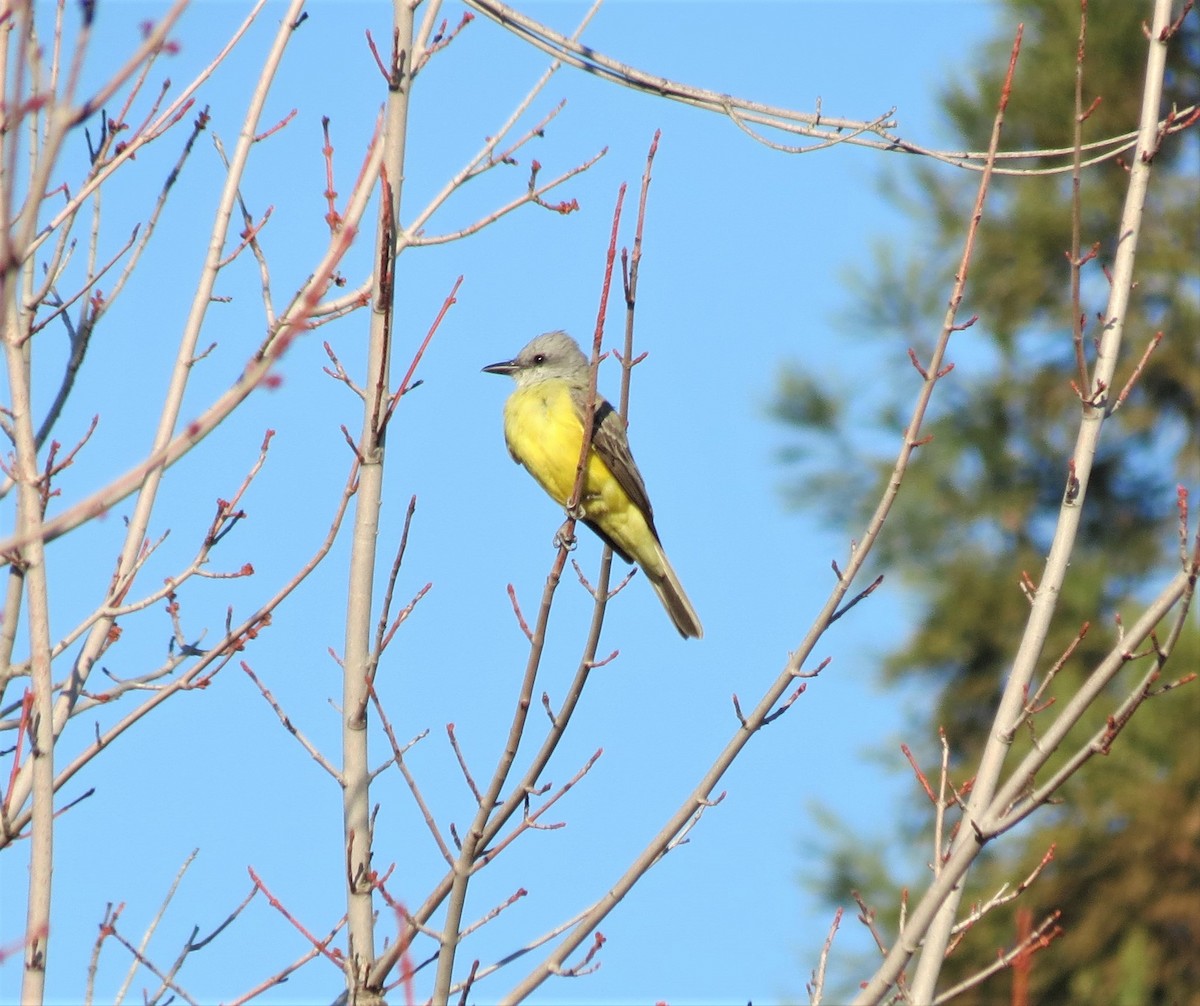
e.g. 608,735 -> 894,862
482,330 -> 590,389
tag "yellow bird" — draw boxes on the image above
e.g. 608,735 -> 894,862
483,331 -> 703,639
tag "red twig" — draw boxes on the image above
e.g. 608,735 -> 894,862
321,116 -> 340,231
762,683 -> 807,725
364,28 -> 390,82
505,583 -> 533,641
384,275 -> 462,424
902,743 -> 937,804
568,183 -> 626,514
446,724 -> 482,804
414,12 -> 475,74
247,866 -> 343,966
253,107 -> 296,142
830,574 -> 884,622
1178,486 -> 1192,567
2,692 -> 34,817
1111,330 -> 1163,411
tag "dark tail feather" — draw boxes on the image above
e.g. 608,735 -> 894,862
646,549 -> 703,639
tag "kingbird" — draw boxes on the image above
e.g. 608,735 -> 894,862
483,331 -> 703,639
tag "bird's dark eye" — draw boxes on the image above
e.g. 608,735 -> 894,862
532,354 -> 546,364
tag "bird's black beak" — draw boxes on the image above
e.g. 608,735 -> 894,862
482,358 -> 518,376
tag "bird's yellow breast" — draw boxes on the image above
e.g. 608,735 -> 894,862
502,379 -> 661,571
503,381 -> 602,503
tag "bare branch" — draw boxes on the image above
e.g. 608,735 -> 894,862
241,663 -> 340,780
463,0 -> 1196,175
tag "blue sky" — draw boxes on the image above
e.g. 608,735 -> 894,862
1,2 -> 1006,1003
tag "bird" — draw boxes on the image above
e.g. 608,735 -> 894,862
483,330 -> 703,639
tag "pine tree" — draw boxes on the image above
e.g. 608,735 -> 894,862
776,3 -> 1200,1001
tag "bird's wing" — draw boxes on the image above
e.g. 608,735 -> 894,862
590,399 -> 659,537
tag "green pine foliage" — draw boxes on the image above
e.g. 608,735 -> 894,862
775,2 -> 1199,1002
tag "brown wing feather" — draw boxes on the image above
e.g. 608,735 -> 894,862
589,398 -> 659,540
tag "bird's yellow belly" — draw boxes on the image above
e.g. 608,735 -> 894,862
502,380 -> 659,570
504,383 -> 597,500
503,382 -> 633,510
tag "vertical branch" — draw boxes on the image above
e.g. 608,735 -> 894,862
572,183 -> 627,512
2,7 -> 66,1000
431,177 -> 628,1006
7,271 -> 56,1006
341,2 -> 414,1001
1069,1 -> 1092,391
902,1 -> 1177,1000
618,129 -> 659,419
0,0 -> 305,825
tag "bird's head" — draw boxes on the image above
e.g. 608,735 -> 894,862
482,330 -> 590,389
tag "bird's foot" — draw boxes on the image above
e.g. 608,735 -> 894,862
554,517 -> 578,552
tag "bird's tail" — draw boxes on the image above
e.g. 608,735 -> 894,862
645,545 -> 703,639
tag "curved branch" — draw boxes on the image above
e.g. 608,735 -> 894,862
464,0 -> 1196,175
